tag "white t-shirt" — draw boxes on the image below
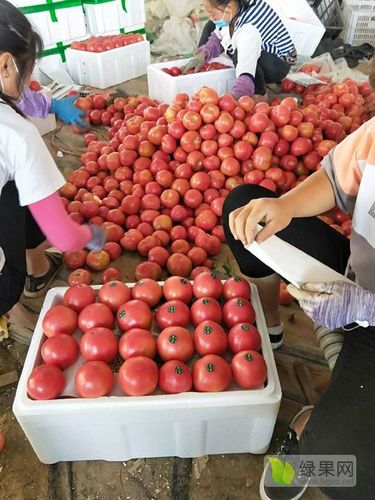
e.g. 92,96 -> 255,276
0,102 -> 65,271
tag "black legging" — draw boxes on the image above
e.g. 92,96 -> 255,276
199,21 -> 291,95
0,181 -> 45,315
222,184 -> 375,498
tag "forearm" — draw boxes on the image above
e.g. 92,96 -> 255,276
28,193 -> 92,252
198,32 -> 223,61
280,169 -> 336,218
18,88 -> 51,118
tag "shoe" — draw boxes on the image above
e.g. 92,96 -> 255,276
24,252 -> 63,298
268,324 -> 283,350
259,406 -> 314,500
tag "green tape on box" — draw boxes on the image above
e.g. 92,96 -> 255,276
41,41 -> 69,62
20,0 -> 82,23
119,27 -> 146,35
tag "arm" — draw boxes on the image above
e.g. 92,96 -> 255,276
230,25 -> 261,99
198,32 -> 223,61
229,169 -> 336,246
28,192 -> 104,252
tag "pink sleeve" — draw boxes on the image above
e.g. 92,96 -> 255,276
28,192 -> 92,252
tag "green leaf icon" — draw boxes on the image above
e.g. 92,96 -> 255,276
267,457 -> 295,486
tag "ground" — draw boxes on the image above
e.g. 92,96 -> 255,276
0,75 -> 329,500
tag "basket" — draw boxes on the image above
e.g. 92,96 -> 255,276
307,0 -> 344,39
341,1 -> 375,46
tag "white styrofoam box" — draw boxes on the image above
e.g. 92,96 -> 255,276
83,0 -> 145,35
29,114 -> 57,136
342,1 -> 375,45
14,0 -> 87,47
147,57 -> 236,104
265,0 -> 325,56
33,49 -> 67,86
66,39 -> 150,89
13,283 -> 281,464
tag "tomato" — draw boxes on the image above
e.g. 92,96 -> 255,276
166,253 -> 193,277
117,299 -> 153,331
194,320 -> 227,355
222,276 -> 251,300
156,300 -> 190,329
63,284 -> 96,313
78,303 -> 114,332
75,361 -> 114,398
119,328 -> 156,359
159,360 -> 192,394
27,365 -> 65,400
163,276 -> 193,303
193,272 -> 223,299
228,323 -> 261,353
41,334 -> 79,369
231,350 -> 267,389
193,354 -> 232,392
223,298 -> 256,328
103,267 -> 122,283
134,261 -> 162,281
118,356 -> 158,396
86,250 -> 111,272
42,305 -> 78,338
131,278 -> 163,307
80,327 -> 118,362
98,281 -> 132,312
157,326 -> 194,362
191,297 -> 222,326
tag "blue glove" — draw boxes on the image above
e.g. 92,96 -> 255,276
86,225 -> 106,251
50,96 -> 87,127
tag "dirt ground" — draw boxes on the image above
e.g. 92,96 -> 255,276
0,75 -> 330,500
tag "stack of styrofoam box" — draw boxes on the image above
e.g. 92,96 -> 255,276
12,0 -> 87,84
341,0 -> 375,46
265,0 -> 325,57
13,283 -> 281,463
147,56 -> 237,104
82,0 -> 145,35
66,38 -> 151,88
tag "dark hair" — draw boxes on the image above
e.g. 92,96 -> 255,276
0,0 -> 43,114
207,0 -> 256,10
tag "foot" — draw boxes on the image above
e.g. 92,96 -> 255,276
259,406 -> 313,500
268,324 -> 284,350
24,252 -> 63,298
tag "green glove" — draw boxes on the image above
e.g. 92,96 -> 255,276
181,52 -> 206,74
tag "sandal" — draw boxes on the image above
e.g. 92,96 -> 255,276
24,251 -> 63,298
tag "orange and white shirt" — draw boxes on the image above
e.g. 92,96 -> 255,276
323,116 -> 375,292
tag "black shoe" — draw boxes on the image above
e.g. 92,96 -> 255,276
259,406 -> 313,499
24,252 -> 63,298
268,324 -> 283,350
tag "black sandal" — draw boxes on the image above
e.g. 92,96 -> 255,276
24,252 -> 63,298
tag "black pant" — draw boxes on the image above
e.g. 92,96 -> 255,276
199,21 -> 291,95
0,181 -> 45,315
222,184 -> 375,498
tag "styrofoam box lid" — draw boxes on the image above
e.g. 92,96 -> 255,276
13,283 -> 281,416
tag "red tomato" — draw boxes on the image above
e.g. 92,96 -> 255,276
228,323 -> 261,353
119,328 -> 156,359
194,320 -> 227,355
223,298 -> 255,328
78,303 -> 114,332
156,300 -> 190,329
63,284 -> 96,313
192,271 -> 223,299
157,326 -> 194,362
191,297 -> 222,326
42,305 -> 78,338
193,354 -> 232,392
222,276 -> 251,300
131,278 -> 163,307
41,334 -> 80,369
27,365 -> 65,400
80,327 -> 118,363
231,350 -> 267,389
117,300 -> 153,331
118,356 -> 158,396
68,269 -> 92,286
159,360 -> 192,394
103,267 -> 122,283
75,361 -> 114,398
163,276 -> 193,303
98,281 -> 132,312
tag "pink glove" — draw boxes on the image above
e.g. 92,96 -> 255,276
231,75 -> 255,100
287,281 -> 374,329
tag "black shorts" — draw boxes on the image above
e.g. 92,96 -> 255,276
0,181 -> 45,315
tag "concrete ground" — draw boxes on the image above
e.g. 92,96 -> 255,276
0,75 -> 329,500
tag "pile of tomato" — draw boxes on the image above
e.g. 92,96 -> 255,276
161,62 -> 231,76
70,33 -> 144,53
26,274 -> 268,400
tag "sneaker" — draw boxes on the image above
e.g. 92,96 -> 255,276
24,252 -> 63,298
268,324 -> 283,350
259,406 -> 313,500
